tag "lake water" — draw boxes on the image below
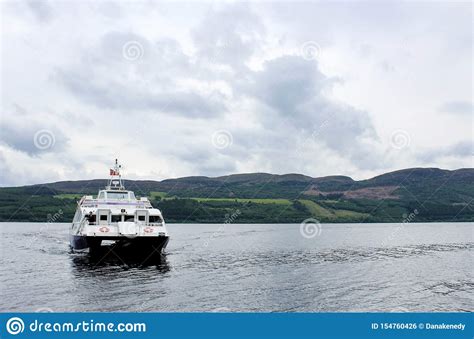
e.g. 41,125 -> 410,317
0,222 -> 472,312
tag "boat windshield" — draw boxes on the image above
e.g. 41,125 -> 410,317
149,215 -> 163,223
107,192 -> 130,200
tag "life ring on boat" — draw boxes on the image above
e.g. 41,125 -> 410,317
144,227 -> 154,233
99,226 -> 110,233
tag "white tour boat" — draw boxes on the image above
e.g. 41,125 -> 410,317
70,160 -> 169,254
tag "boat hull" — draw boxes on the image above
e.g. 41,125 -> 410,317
70,235 -> 169,254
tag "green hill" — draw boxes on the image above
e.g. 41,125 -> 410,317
0,168 -> 473,223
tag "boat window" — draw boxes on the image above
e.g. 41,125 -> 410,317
149,215 -> 162,223
138,215 -> 146,221
86,214 -> 96,223
100,215 -> 108,221
98,192 -> 105,199
129,192 -> 136,200
111,215 -> 121,223
107,192 -> 129,200
124,215 -> 134,222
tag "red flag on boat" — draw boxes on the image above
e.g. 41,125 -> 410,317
110,169 -> 118,176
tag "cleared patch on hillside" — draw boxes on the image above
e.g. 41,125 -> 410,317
299,200 -> 334,218
303,185 -> 400,200
332,209 -> 370,219
192,198 -> 292,205
300,199 -> 369,220
344,186 -> 400,200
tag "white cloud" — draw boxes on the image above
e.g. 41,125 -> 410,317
0,1 -> 472,186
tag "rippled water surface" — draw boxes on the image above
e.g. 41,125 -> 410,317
0,223 -> 472,312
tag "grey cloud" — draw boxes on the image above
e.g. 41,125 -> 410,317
97,31 -> 151,63
56,69 -> 225,117
58,111 -> 94,127
97,1 -> 123,19
92,31 -> 190,75
194,157 -> 237,177
449,141 -> 474,157
251,56 -> 328,115
95,32 -> 190,73
0,151 -> 16,186
192,3 -> 264,68
26,0 -> 53,22
439,101 -> 473,115
5,1 -> 467,186
0,106 -> 68,155
246,55 -> 378,167
52,4 -> 381,173
56,32 -> 226,117
0,119 -> 68,156
184,153 -> 237,177
161,141 -> 238,177
419,140 -> 473,163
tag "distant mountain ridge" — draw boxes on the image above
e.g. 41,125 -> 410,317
15,167 -> 473,190
1,167 -> 473,223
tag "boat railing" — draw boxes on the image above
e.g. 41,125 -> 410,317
148,222 -> 164,227
81,200 -> 151,209
79,220 -> 162,226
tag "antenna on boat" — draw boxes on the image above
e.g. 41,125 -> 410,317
106,159 -> 125,190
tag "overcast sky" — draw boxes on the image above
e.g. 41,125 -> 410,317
1,0 -> 472,186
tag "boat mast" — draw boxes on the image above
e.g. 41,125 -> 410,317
106,159 -> 125,190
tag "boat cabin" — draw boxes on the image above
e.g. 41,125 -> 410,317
97,190 -> 136,201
